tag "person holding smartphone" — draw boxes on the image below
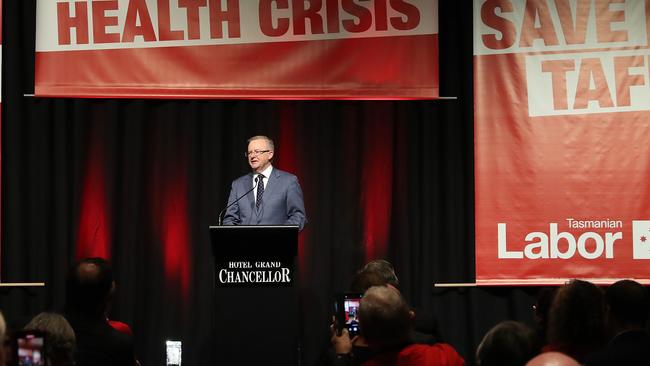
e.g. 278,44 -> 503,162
357,286 -> 465,366
23,312 -> 76,366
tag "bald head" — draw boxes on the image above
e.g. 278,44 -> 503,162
526,352 -> 580,366
65,258 -> 115,317
77,262 -> 101,281
358,286 -> 413,348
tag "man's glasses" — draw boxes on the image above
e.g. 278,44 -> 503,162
244,149 -> 271,158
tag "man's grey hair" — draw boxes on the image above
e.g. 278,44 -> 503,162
358,286 -> 412,348
0,311 -> 5,366
25,312 -> 76,366
0,310 -> 5,340
247,135 -> 275,151
361,259 -> 399,287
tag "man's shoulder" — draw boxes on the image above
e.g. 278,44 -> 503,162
364,343 -> 464,366
272,168 -> 297,180
232,169 -> 298,184
401,343 -> 465,365
233,173 -> 253,184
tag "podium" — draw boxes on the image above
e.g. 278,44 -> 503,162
208,225 -> 300,365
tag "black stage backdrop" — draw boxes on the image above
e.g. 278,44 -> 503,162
0,1 -> 538,365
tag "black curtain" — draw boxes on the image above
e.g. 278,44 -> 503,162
1,1 -> 539,365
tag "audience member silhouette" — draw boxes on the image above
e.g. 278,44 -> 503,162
328,270 -> 388,366
358,286 -> 464,366
476,320 -> 539,366
326,260 -> 446,366
24,312 -> 75,366
64,257 -> 136,366
545,279 -> 606,362
532,287 -> 556,346
584,279 -> 650,366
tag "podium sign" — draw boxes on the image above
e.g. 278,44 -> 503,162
209,225 -> 298,288
208,225 -> 301,364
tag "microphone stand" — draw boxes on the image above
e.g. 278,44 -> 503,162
218,176 -> 259,225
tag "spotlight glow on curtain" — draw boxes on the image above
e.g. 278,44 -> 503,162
76,141 -> 111,260
361,108 -> 393,261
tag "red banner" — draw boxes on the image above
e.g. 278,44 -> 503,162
35,0 -> 438,99
474,0 -> 650,285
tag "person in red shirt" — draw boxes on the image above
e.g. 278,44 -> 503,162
358,286 -> 465,366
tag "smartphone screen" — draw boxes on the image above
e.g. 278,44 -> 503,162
343,295 -> 362,337
166,340 -> 182,366
16,331 -> 46,366
334,293 -> 363,337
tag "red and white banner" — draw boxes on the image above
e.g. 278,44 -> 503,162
474,0 -> 650,285
35,0 -> 438,99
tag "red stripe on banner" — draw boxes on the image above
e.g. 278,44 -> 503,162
476,278 -> 650,286
76,141 -> 111,260
35,35 -> 438,99
361,106 -> 393,261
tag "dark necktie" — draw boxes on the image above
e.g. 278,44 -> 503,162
256,174 -> 265,210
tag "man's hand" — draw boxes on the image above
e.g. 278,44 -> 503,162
330,322 -> 354,355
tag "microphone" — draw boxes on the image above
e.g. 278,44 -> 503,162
218,175 -> 260,225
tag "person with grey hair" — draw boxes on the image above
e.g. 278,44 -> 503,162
354,259 -> 443,343
360,260 -> 399,287
24,312 -> 76,366
0,310 -> 6,366
222,135 -> 307,231
357,286 -> 464,366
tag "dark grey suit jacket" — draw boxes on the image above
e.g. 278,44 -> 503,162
223,168 -> 307,231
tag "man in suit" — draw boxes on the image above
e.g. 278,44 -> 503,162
223,135 -> 307,231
